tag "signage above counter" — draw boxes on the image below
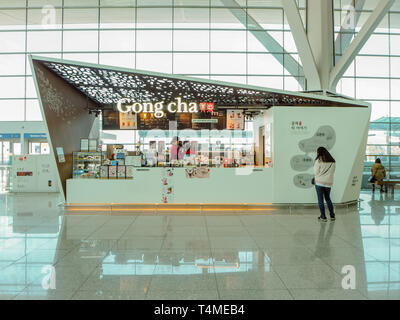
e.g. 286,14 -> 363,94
117,97 -> 212,119
103,99 -> 245,131
103,101 -> 227,131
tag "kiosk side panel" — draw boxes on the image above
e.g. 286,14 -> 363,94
272,106 -> 370,204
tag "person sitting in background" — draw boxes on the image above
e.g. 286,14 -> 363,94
371,158 -> 386,192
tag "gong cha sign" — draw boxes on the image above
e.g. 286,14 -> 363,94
117,97 -> 215,118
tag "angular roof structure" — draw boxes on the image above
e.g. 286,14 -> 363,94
31,55 -> 368,111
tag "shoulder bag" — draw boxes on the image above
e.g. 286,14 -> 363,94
312,163 -> 333,186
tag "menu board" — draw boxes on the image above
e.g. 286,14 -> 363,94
226,110 -> 244,130
119,111 -> 137,129
102,109 -> 226,130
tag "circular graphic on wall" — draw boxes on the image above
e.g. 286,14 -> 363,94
290,155 -> 314,172
292,125 -> 336,189
293,174 -> 314,189
298,125 -> 336,154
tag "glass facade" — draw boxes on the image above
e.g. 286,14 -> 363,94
0,0 -> 306,123
334,0 -> 400,181
1,0 -> 400,185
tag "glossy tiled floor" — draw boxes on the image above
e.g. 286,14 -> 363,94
0,190 -> 399,300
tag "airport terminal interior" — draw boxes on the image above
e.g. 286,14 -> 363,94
1,0 -> 400,300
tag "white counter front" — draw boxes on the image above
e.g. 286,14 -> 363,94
66,167 -> 273,204
66,106 -> 371,206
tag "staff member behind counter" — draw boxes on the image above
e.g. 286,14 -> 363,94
170,136 -> 184,163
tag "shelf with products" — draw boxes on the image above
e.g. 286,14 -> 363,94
72,151 -> 107,179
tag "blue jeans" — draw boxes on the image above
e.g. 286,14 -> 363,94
315,185 -> 335,219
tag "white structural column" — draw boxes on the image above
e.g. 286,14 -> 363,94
329,0 -> 395,90
281,0 -> 321,90
306,0 -> 335,91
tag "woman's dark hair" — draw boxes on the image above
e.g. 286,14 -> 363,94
315,147 -> 336,163
375,158 -> 381,164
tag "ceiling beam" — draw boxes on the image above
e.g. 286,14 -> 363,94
281,0 -> 321,90
220,0 -> 305,89
330,0 -> 395,90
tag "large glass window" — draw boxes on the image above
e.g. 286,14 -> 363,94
27,31 -> 62,52
0,77 -> 25,99
63,30 -> 99,52
100,8 -> 135,29
174,30 -> 209,51
0,32 -> 25,52
99,30 -> 135,52
173,53 -> 209,74
335,2 -> 400,184
0,54 -> 25,75
25,99 -> 42,121
136,53 -> 172,73
211,53 -> 246,74
63,8 -> 99,29
0,100 -> 24,121
136,30 -> 172,51
99,53 -> 135,69
0,9 -> 26,30
248,53 -> 283,75
27,8 -> 63,30
0,1 -> 304,127
210,30 -> 247,52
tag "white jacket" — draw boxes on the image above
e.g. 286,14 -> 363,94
314,160 -> 336,187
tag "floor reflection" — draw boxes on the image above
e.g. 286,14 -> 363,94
0,191 -> 398,299
359,192 -> 400,299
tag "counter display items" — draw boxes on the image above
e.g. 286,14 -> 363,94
100,165 -> 108,179
108,166 -> 117,179
72,152 -> 103,179
117,165 -> 126,179
227,109 -> 244,130
126,166 -> 134,179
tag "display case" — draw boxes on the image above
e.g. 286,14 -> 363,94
72,152 -> 104,179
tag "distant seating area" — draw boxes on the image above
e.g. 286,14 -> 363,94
374,180 -> 400,194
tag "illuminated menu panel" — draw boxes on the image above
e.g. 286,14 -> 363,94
102,110 -> 227,130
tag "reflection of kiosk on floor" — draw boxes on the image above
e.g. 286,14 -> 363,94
12,193 -> 61,233
30,56 -> 371,206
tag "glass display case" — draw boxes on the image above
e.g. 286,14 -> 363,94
72,152 -> 104,179
100,129 -> 257,168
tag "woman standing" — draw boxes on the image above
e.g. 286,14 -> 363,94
371,158 -> 386,192
314,147 -> 336,222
